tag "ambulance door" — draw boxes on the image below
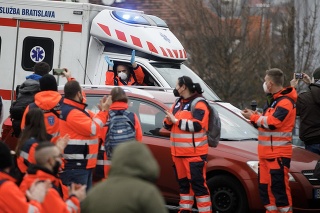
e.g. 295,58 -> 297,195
13,20 -> 63,95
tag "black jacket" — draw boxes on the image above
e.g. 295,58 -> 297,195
296,82 -> 320,145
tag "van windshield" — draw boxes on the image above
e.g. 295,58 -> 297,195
151,63 -> 221,101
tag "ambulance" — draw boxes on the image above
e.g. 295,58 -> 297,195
0,0 -> 232,139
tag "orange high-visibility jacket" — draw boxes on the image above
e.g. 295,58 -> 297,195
21,91 -> 62,143
105,65 -> 145,85
0,171 -> 43,213
164,95 -> 210,157
17,138 -> 38,174
19,167 -> 79,213
59,98 -> 108,169
250,87 -> 297,159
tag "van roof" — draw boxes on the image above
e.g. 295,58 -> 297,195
91,9 -> 187,61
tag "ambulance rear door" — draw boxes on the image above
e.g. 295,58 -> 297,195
12,19 -> 63,94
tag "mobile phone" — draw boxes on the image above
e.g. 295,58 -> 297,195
53,68 -> 65,75
295,73 -> 303,79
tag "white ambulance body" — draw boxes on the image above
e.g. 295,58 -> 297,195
0,0 -> 223,129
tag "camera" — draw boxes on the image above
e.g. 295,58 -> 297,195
53,68 -> 65,75
295,73 -> 303,79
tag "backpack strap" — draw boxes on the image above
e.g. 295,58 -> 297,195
190,97 -> 207,113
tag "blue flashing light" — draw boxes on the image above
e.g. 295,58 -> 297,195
112,11 -> 150,26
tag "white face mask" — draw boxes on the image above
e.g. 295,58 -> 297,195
263,82 -> 270,93
118,72 -> 127,81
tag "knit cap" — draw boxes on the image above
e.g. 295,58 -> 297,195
39,74 -> 58,91
0,142 -> 13,169
313,67 -> 320,80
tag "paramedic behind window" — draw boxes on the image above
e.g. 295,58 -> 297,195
59,80 -> 110,190
290,67 -> 320,155
104,50 -> 145,86
241,68 -> 297,213
163,76 -> 212,213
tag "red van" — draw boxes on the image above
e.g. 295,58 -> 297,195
3,85 -> 320,213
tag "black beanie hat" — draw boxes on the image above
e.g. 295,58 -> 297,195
313,67 -> 320,80
39,74 -> 58,91
0,141 -> 13,170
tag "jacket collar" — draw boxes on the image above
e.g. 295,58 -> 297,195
63,98 -> 87,110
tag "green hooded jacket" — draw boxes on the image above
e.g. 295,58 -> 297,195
81,141 -> 168,213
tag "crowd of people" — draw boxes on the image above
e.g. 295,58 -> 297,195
1,56 -> 319,213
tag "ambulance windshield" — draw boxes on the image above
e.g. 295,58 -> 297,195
151,63 -> 221,101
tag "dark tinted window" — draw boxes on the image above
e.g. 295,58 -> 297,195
22,36 -> 54,71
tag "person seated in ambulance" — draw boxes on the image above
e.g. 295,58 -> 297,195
104,50 -> 145,86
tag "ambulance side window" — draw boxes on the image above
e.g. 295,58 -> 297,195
0,37 -> 1,57
21,36 -> 54,71
142,68 -> 159,86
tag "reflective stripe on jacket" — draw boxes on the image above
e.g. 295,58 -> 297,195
60,98 -> 108,169
164,95 -> 209,156
250,87 -> 297,158
17,138 -> 38,174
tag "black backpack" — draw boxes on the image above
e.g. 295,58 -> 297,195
104,110 -> 136,158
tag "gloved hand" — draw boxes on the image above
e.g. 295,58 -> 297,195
130,50 -> 135,65
104,55 -> 114,69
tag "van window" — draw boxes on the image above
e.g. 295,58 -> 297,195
0,37 -> 1,57
147,15 -> 168,28
151,63 -> 221,101
22,36 -> 54,71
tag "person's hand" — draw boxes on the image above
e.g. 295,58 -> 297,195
165,110 -> 177,124
62,68 -> 72,79
241,108 -> 254,119
290,73 -> 299,88
131,50 -> 137,68
302,72 -> 312,85
98,95 -> 110,111
56,134 -> 70,153
69,183 -> 86,202
104,55 -> 114,69
26,179 -> 51,203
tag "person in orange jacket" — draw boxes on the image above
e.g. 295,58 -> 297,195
20,74 -> 61,143
20,142 -> 86,213
59,80 -> 110,190
163,76 -> 212,213
16,108 -> 51,175
241,68 -> 297,213
0,141 -> 50,213
105,50 -> 145,86
21,70 -> 76,143
97,87 -> 143,179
